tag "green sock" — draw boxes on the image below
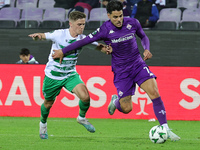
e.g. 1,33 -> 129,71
40,103 -> 50,123
79,100 -> 90,118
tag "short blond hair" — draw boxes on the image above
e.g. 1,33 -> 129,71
69,11 -> 86,22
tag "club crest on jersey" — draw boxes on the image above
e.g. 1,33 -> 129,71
126,24 -> 132,30
119,91 -> 123,97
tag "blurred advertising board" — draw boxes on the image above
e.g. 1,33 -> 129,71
0,64 -> 199,120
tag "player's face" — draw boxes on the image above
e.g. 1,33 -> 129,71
20,54 -> 30,63
70,18 -> 86,36
107,10 -> 123,28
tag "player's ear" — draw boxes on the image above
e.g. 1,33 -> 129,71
107,13 -> 111,19
69,21 -> 72,27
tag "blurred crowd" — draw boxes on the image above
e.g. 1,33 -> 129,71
53,0 -> 177,28
1,0 -> 200,30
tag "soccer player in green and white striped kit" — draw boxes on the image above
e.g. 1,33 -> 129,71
29,11 -> 112,139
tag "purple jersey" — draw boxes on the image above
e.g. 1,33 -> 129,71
62,18 -> 155,97
62,18 -> 150,74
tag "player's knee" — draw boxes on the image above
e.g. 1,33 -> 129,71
80,94 -> 90,103
122,106 -> 132,114
44,100 -> 54,109
151,91 -> 160,99
44,103 -> 53,109
148,88 -> 160,99
120,96 -> 132,114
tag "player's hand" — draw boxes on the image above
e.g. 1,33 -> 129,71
105,44 -> 112,55
28,33 -> 42,41
98,43 -> 112,55
52,49 -> 64,64
143,49 -> 152,61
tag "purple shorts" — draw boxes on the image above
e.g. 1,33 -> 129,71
113,63 -> 156,99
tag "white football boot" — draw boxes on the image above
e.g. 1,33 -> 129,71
167,129 -> 180,141
77,116 -> 95,133
39,122 -> 48,139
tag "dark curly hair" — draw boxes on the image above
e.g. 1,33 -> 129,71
106,0 -> 123,14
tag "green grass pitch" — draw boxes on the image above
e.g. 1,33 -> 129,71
0,117 -> 199,150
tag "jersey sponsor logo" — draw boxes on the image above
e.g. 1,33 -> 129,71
111,33 -> 134,43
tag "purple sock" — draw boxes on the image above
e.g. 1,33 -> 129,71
152,97 -> 167,125
114,98 -> 123,112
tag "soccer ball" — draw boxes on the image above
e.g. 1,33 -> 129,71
149,125 -> 168,144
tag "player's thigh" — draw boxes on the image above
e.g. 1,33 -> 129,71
135,64 -> 159,99
63,73 -> 89,101
140,78 -> 160,99
72,83 -> 90,102
42,76 -> 63,101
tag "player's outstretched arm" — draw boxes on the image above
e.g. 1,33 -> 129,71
143,49 -> 152,61
96,43 -> 112,55
28,33 -> 46,41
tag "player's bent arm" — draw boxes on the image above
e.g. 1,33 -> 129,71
28,33 -> 46,41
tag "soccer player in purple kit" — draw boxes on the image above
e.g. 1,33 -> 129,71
52,0 -> 180,141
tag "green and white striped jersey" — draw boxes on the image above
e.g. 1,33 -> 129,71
44,29 -> 97,80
